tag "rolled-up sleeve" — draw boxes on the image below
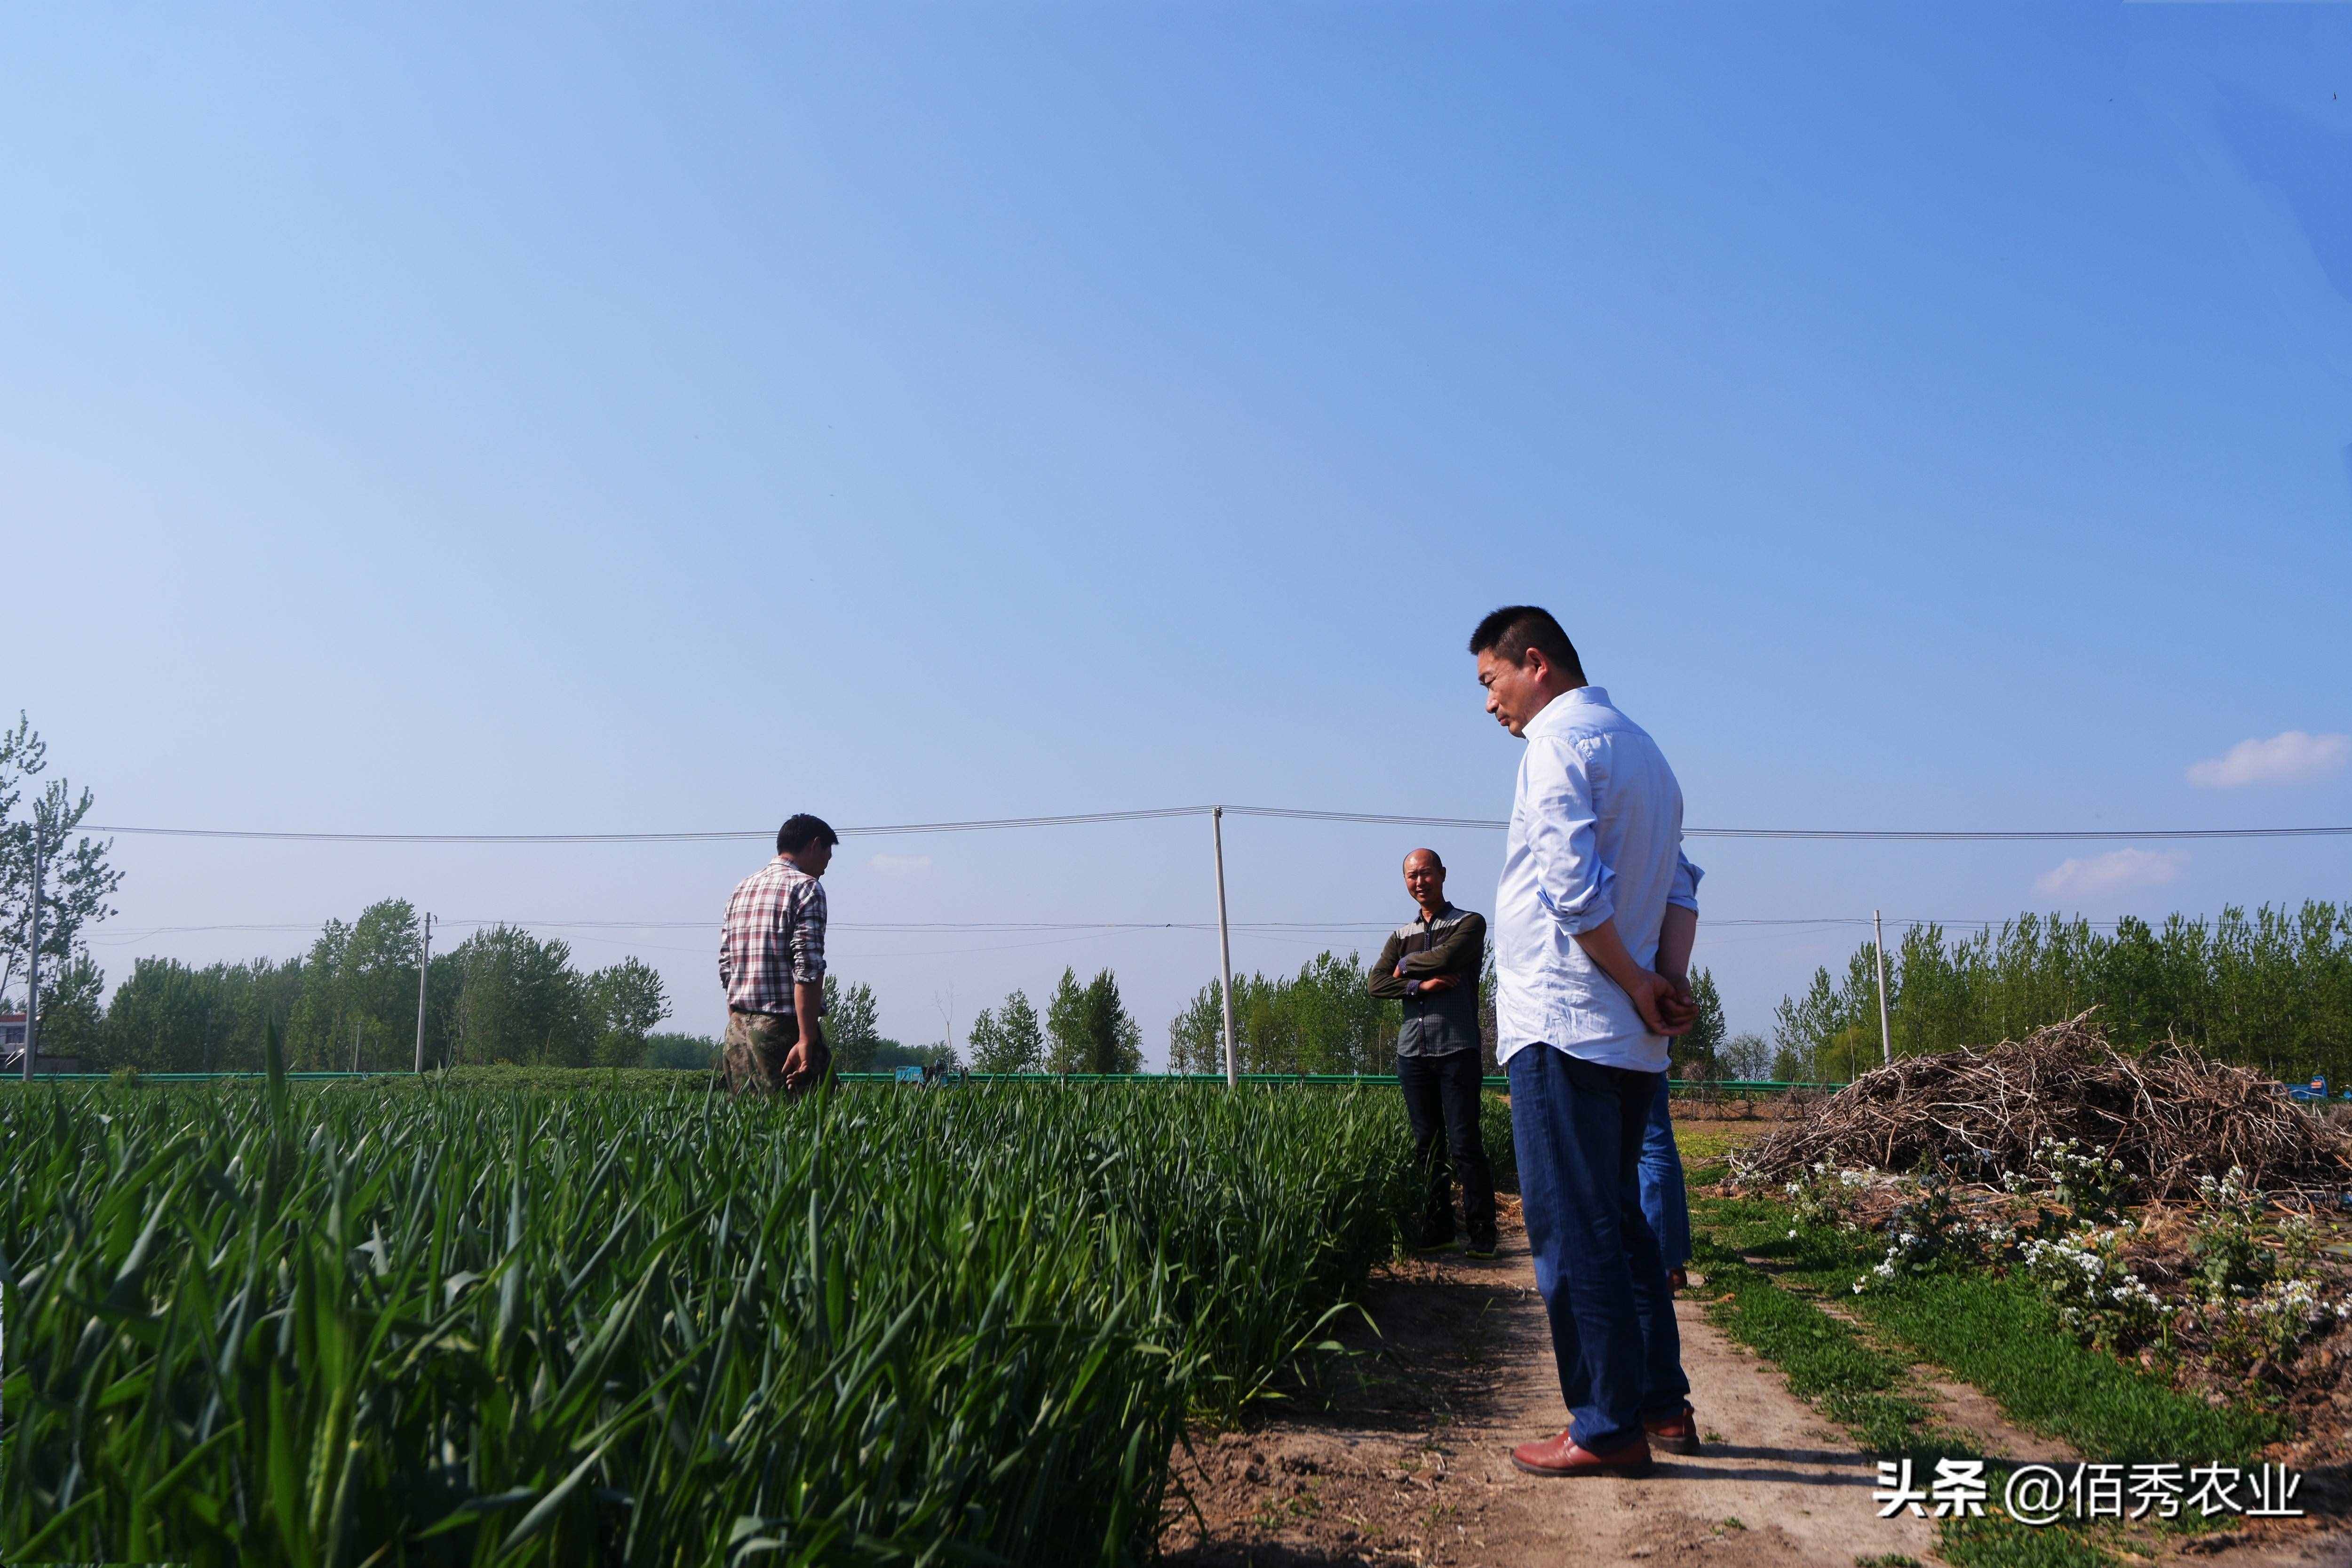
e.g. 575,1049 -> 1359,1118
788,881 -> 827,985
1521,738 -> 1616,935
1669,848 -> 1703,914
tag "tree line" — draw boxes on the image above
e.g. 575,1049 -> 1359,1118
51,899 -> 673,1072
1161,949 -> 1728,1080
954,968 -> 1144,1074
1768,903 -> 2352,1085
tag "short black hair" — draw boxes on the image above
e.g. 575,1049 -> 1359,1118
777,814 -> 840,855
1468,605 -> 1584,681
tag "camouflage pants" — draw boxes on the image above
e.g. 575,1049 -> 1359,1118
722,1010 -> 828,1096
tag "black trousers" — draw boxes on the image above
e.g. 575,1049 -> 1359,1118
1397,1050 -> 1497,1248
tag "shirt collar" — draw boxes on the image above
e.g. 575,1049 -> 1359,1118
1526,685 -> 1609,737
1414,902 -> 1456,925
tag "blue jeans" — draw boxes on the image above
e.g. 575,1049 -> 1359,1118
1641,1073 -> 1692,1271
1508,1045 -> 1690,1452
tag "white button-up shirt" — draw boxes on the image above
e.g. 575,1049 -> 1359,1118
1494,685 -> 1702,1072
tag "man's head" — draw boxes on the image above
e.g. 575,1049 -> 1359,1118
1469,605 -> 1586,737
1403,848 -> 1446,915
776,813 -> 839,876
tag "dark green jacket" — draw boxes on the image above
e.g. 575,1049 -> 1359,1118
1367,906 -> 1485,1058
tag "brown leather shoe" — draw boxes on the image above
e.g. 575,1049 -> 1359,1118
1668,1266 -> 1689,1294
1643,1402 -> 1701,1455
1509,1429 -> 1653,1477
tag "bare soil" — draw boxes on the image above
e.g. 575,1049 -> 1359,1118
1160,1194 -> 1939,1567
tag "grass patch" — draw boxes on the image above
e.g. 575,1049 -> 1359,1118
1692,1240 -> 2122,1567
1671,1119 -> 1771,1176
1694,1245 -> 1955,1457
1856,1272 -> 2279,1463
1687,1188 -> 2278,1464
1934,1515 -> 2119,1568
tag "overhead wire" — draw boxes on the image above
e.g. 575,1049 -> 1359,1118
76,807 -> 2352,844
85,913 -> 2136,947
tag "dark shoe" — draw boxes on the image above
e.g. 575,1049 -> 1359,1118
1668,1266 -> 1689,1294
1464,1241 -> 1499,1260
1643,1403 -> 1701,1456
1510,1430 -> 1653,1477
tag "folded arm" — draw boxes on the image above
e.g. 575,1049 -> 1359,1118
1365,931 -> 1410,999
1398,911 -> 1486,979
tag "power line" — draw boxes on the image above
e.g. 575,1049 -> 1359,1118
76,807 -> 2352,844
1227,808 -> 2352,841
84,913 -> 2143,947
77,807 -> 1206,844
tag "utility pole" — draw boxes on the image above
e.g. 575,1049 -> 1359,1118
413,911 -> 432,1073
1212,807 -> 1237,1088
21,815 -> 42,1082
1873,908 -> 1892,1068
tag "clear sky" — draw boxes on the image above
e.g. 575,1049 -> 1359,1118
8,4 -> 2350,1059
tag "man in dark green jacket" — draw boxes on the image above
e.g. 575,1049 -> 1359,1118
1367,849 -> 1496,1257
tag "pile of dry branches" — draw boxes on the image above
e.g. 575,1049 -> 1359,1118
1736,1012 -> 2352,1199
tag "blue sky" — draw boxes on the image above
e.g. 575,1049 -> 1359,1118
8,4 -> 2350,1059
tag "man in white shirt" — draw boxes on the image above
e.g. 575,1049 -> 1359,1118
1471,605 -> 1703,1478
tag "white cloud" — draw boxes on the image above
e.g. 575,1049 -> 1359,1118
868,853 -> 932,877
2034,848 -> 2188,899
2186,731 -> 2351,789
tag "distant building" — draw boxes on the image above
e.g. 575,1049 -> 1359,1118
1,1015 -> 84,1074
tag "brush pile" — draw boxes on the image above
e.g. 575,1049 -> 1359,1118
1736,1012 -> 2352,1199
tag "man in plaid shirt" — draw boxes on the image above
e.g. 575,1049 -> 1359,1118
718,813 -> 839,1094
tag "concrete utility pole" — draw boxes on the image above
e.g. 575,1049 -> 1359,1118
1212,807 -> 1237,1088
21,816 -> 42,1082
413,911 -> 432,1073
1873,908 -> 1893,1068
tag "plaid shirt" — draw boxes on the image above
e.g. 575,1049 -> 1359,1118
719,856 -> 828,1015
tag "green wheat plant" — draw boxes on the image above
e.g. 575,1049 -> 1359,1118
0,1033 -> 1418,1567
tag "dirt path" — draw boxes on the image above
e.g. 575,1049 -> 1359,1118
1161,1194 -> 2352,1567
1163,1199 -> 1944,1567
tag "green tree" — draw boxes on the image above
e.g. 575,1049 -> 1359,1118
585,957 -> 670,1066
967,988 -> 1044,1073
288,899 -> 425,1069
101,955 -> 309,1072
449,924 -> 588,1066
32,954 -> 105,1061
1771,966 -> 1836,1081
1671,968 -> 1726,1080
0,714 -> 122,1021
1173,951 -> 1402,1075
643,1031 -> 719,1070
1722,1030 -> 1772,1082
1167,982 -> 1224,1075
1046,968 -> 1142,1074
820,976 -> 884,1070
1771,902 -> 2352,1087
